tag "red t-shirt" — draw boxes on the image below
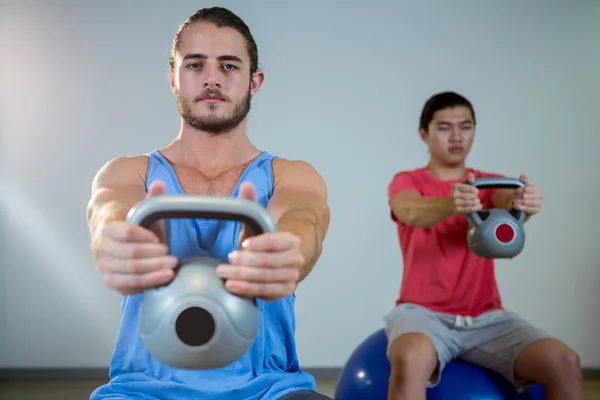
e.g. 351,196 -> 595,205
387,167 -> 505,317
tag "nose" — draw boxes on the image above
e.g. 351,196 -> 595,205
202,63 -> 221,88
450,125 -> 462,142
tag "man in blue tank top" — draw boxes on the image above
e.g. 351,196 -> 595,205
86,7 -> 331,400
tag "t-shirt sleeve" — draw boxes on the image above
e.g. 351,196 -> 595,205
387,172 -> 418,222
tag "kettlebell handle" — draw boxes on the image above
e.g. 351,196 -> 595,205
468,177 -> 527,225
471,177 -> 525,190
126,195 -> 277,235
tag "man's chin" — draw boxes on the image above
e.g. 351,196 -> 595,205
195,103 -> 226,113
183,116 -> 240,134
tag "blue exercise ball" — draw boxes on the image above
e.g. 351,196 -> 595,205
335,329 -> 545,400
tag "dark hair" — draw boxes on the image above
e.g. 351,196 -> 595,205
168,7 -> 259,76
419,91 -> 476,132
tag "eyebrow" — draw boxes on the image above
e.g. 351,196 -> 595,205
437,120 -> 473,125
182,53 -> 244,64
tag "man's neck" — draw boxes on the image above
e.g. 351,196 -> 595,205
426,159 -> 468,181
165,122 -> 261,171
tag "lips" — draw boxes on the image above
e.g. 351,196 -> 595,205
200,97 -> 224,104
196,92 -> 226,103
449,146 -> 464,153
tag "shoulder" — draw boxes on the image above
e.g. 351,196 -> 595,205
100,154 -> 149,170
389,167 -> 427,186
387,168 -> 429,200
272,157 -> 319,173
92,155 -> 149,190
272,158 -> 326,189
95,155 -> 149,178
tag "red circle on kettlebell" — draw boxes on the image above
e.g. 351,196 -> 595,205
495,223 -> 515,243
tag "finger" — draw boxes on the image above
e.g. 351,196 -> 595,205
513,188 -> 524,198
142,182 -> 168,242
228,248 -> 304,268
238,181 -> 258,202
102,241 -> 171,259
103,268 -> 175,294
456,184 -> 477,194
520,194 -> 543,202
216,263 -> 300,283
522,186 -> 541,196
241,232 -> 301,252
456,200 -> 482,211
460,204 -> 483,214
146,180 -> 166,198
224,279 -> 296,301
455,192 -> 480,202
519,174 -> 529,185
465,172 -> 476,184
455,197 -> 481,207
104,222 -> 160,243
100,254 -> 178,274
513,198 -> 540,208
237,182 -> 259,245
520,199 -> 542,208
456,187 -> 479,197
513,202 -> 526,212
513,204 -> 538,214
514,190 -> 542,202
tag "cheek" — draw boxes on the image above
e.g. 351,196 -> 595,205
177,70 -> 199,88
430,136 -> 446,150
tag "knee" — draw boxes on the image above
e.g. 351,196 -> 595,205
388,333 -> 437,379
545,344 -> 582,379
555,348 -> 582,378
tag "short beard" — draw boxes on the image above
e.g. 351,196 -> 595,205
175,88 -> 251,135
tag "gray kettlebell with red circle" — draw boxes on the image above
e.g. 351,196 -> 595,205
125,195 -> 276,370
466,177 -> 527,259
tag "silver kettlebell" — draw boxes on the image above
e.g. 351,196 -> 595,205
125,195 -> 277,370
466,177 -> 527,259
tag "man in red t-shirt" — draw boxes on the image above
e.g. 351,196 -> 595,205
384,92 -> 584,400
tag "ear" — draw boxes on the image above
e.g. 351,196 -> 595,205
169,69 -> 175,93
250,70 -> 265,96
419,128 -> 429,144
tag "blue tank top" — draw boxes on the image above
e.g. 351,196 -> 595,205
91,150 -> 316,400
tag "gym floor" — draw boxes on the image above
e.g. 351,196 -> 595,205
0,379 -> 599,399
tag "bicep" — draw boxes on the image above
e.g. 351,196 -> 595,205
390,190 -> 421,223
87,156 -> 148,224
267,160 -> 330,235
388,173 -> 419,223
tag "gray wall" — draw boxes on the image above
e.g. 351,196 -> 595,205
1,0 -> 599,369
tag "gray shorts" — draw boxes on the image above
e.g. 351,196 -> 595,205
383,303 -> 553,388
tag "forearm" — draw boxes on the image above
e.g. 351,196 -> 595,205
86,188 -> 145,242
88,199 -> 131,238
275,208 -> 323,281
394,195 -> 455,228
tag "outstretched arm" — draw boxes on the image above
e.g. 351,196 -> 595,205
217,158 -> 330,300
388,172 -> 456,228
267,159 -> 330,281
390,190 -> 455,228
